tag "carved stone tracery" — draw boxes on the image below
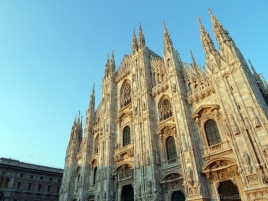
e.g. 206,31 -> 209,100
159,97 -> 173,122
156,125 -> 176,143
120,81 -> 132,108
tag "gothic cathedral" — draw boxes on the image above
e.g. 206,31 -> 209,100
59,9 -> 268,201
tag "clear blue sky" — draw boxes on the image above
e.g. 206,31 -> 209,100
0,1 -> 267,168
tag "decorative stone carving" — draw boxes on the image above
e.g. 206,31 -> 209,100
186,168 -> 194,186
172,83 -> 176,92
246,189 -> 268,200
103,191 -> 106,199
169,181 -> 181,189
142,101 -> 146,111
134,105 -> 138,115
182,134 -> 188,151
242,152 -> 252,173
224,119 -> 232,136
247,175 -> 258,184
118,165 -> 133,181
159,98 -> 173,121
185,62 -> 215,104
229,114 -> 240,134
114,144 -> 134,162
147,179 -> 152,195
157,125 -> 176,143
263,145 -> 268,158
249,107 -> 262,128
120,81 -> 132,108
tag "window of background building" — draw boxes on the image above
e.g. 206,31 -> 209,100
0,177 -> 3,187
38,184 -> 42,191
40,176 -> 43,180
27,183 -> 32,190
30,175 -> 33,179
16,182 -> 22,189
56,186 -> 60,193
47,185 -> 51,192
49,178 -> 52,181
20,174 -> 23,177
3,178 -> 9,187
58,179 -> 61,182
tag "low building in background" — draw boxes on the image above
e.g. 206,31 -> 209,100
0,157 -> 63,201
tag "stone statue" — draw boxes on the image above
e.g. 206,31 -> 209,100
186,168 -> 194,186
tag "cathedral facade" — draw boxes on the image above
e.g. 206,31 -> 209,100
59,9 -> 268,201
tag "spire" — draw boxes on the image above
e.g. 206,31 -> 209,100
77,110 -> 80,124
74,114 -> 77,125
89,83 -> 95,110
248,59 -> 257,74
197,17 -> 216,56
138,23 -> 146,49
190,50 -> 196,66
110,50 -> 115,71
132,29 -> 138,53
106,54 -> 109,67
208,8 -> 232,45
163,21 -> 174,53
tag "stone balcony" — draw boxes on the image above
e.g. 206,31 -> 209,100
187,83 -> 215,104
152,82 -> 169,97
203,141 -> 232,160
114,143 -> 134,162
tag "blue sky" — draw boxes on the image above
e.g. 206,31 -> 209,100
0,1 -> 267,168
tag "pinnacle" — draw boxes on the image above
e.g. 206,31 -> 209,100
197,17 -> 202,25
190,50 -> 196,66
208,8 -> 213,15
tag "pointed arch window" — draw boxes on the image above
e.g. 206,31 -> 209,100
166,137 -> 177,160
120,82 -> 131,108
159,98 -> 173,121
93,168 -> 97,185
204,119 -> 222,146
123,126 -> 131,146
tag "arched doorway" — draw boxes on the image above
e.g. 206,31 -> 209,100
218,180 -> 241,201
122,184 -> 134,201
171,190 -> 185,201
